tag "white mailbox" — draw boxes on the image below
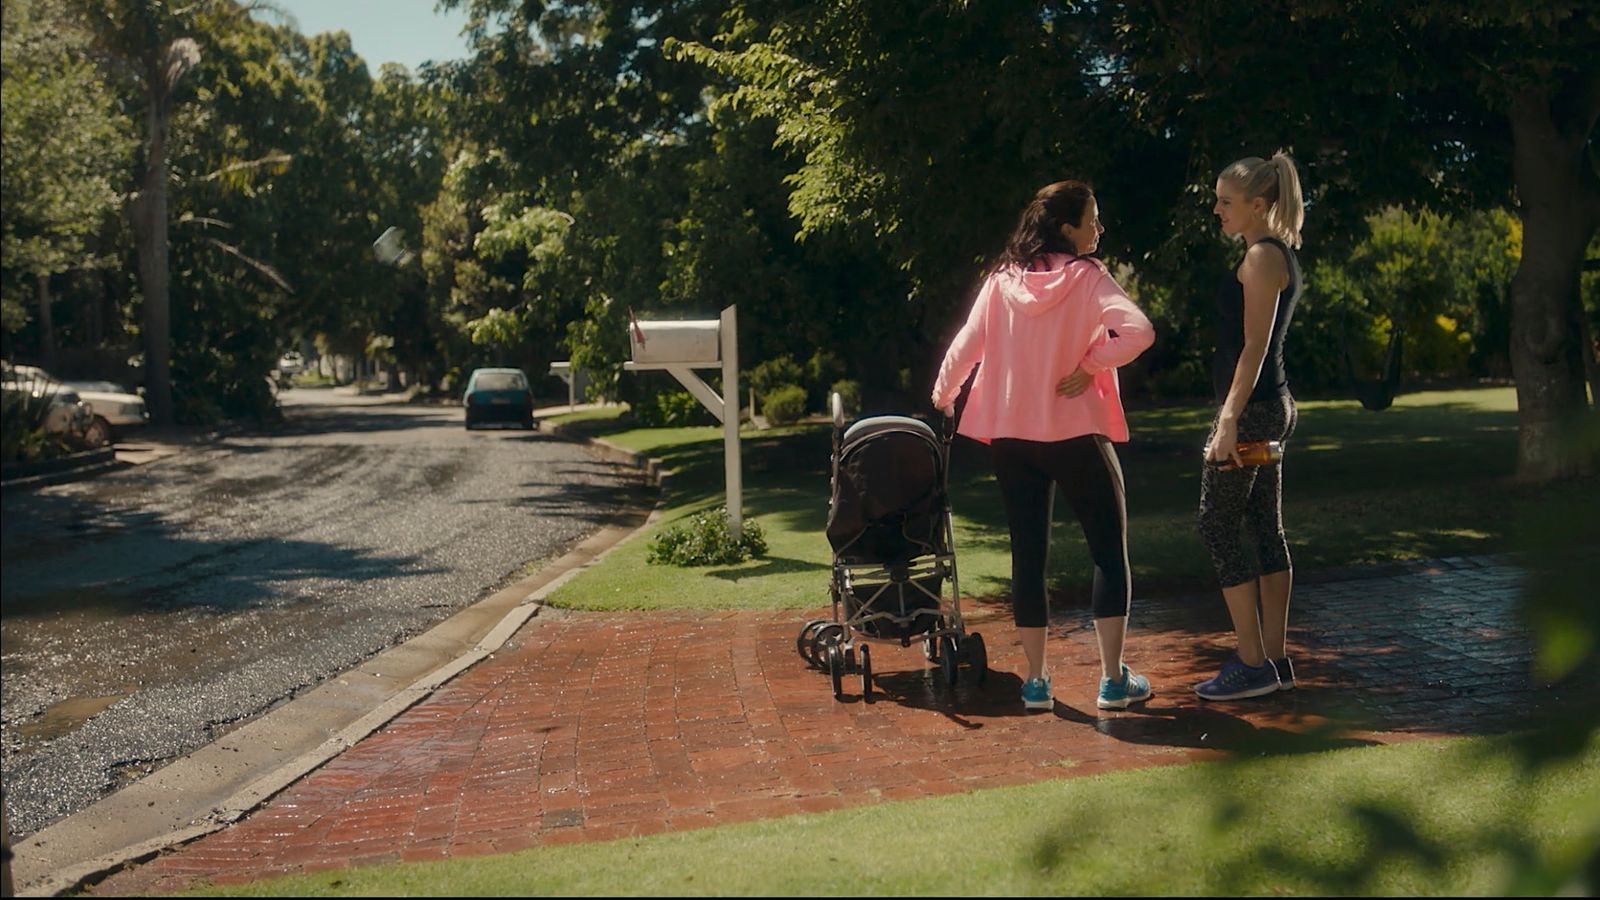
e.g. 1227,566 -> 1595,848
629,319 -> 720,367
622,306 -> 744,538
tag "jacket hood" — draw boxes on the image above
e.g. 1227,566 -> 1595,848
997,257 -> 1104,317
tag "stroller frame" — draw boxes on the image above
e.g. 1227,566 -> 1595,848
797,393 -> 987,700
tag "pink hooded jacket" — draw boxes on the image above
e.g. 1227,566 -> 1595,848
931,254 -> 1154,443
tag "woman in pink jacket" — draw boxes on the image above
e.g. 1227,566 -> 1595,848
932,180 -> 1157,712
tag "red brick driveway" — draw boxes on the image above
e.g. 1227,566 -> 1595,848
94,555 -> 1567,894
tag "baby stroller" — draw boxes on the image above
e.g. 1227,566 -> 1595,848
796,392 -> 988,700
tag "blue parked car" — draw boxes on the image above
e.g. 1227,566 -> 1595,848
462,367 -> 536,430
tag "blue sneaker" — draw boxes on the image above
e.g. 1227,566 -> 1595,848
1272,657 -> 1295,691
1097,664 -> 1153,710
1194,653 -> 1280,701
1022,675 -> 1054,710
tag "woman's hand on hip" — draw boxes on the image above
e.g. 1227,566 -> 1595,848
1056,368 -> 1092,398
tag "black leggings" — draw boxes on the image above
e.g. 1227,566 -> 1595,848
1198,393 -> 1297,588
992,435 -> 1131,626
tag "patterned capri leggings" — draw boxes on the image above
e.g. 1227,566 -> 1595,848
1198,393 -> 1297,589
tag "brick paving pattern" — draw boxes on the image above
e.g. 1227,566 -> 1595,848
92,555 -> 1581,894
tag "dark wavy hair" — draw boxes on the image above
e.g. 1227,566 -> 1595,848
996,180 -> 1095,270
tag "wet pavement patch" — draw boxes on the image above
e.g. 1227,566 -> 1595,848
15,693 -> 131,742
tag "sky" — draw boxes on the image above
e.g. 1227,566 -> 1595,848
267,1 -> 475,73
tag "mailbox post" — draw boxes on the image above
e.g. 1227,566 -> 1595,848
547,361 -> 583,411
623,305 -> 743,538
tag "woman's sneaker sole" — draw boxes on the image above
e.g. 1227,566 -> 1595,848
1096,671 -> 1154,710
1096,692 -> 1151,710
1194,681 -> 1279,701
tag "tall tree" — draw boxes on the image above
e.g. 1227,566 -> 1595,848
73,0 -> 285,423
1104,0 -> 1599,478
683,1 -> 1598,477
1,0 -> 131,365
443,0 -> 1094,398
672,1 -> 1132,395
429,0 -> 737,391
73,0 -> 215,424
360,64 -> 450,387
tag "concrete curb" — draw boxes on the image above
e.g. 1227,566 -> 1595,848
543,418 -> 672,489
0,448 -> 119,492
0,423 -> 247,493
10,423 -> 670,897
0,459 -> 126,493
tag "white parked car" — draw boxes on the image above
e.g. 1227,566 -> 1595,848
65,379 -> 150,443
1,363 -> 98,446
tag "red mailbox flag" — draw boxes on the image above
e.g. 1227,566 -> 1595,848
628,307 -> 647,348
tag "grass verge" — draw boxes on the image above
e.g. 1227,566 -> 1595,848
184,729 -> 1599,896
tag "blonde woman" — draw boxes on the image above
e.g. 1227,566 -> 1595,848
932,181 -> 1156,711
1194,152 -> 1306,701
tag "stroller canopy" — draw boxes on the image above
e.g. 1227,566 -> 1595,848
827,415 -> 948,564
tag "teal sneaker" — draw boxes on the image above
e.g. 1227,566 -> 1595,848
1097,664 -> 1153,710
1021,675 -> 1054,710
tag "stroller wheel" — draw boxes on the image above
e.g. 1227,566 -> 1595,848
859,643 -> 873,700
797,619 -> 829,666
963,631 -> 988,686
939,635 -> 959,687
813,624 -> 844,665
825,638 -> 845,700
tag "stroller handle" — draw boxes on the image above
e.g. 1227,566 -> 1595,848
830,391 -> 845,429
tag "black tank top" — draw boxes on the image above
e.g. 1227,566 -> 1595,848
1212,237 -> 1301,404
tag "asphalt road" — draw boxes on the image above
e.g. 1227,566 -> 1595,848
0,388 -> 644,837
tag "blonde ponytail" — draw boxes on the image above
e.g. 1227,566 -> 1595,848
1219,151 -> 1305,248
1267,152 -> 1304,249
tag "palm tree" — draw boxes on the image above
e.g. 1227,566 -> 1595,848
72,0 -> 209,424
75,0 -> 288,425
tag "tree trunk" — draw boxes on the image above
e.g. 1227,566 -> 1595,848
133,87 -> 174,426
1580,311 -> 1600,412
85,271 -> 104,347
36,274 -> 56,371
1507,87 -> 1600,479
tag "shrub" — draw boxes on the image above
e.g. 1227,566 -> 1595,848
749,356 -> 803,396
805,350 -> 846,408
1,378 -> 75,464
648,389 -> 714,427
630,377 -> 717,427
1,401 -> 59,464
762,383 -> 808,425
646,507 -> 768,566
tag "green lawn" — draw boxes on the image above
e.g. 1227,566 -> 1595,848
546,386 -> 1597,611
187,730 -> 1600,896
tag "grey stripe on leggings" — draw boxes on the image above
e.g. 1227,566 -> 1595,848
992,434 -> 1132,625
